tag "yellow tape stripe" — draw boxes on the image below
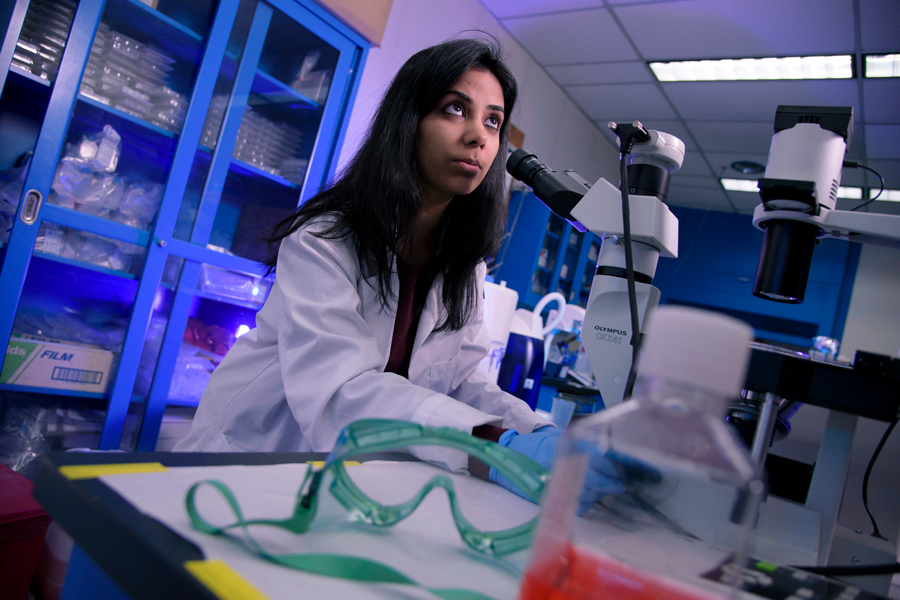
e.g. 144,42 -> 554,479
307,460 -> 360,468
59,462 -> 168,479
184,560 -> 272,600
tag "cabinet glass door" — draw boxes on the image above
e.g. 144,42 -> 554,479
173,0 -> 357,263
134,0 -> 365,450
575,238 -> 600,308
132,254 -> 272,450
532,214 -> 565,298
557,228 -> 583,301
0,0 -> 226,455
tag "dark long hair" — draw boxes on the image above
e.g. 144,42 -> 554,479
264,37 -> 517,332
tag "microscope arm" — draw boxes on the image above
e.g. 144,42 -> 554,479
506,129 -> 684,409
572,182 -> 679,407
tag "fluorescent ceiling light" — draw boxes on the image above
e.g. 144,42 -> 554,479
650,55 -> 853,82
837,187 -> 862,199
865,54 -> 900,78
720,180 -> 864,200
871,189 -> 900,202
720,178 -> 759,192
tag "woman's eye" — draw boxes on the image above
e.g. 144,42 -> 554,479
443,102 -> 464,116
485,115 -> 501,130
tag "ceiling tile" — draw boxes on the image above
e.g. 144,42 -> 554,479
678,151 -> 715,177
727,190 -> 766,214
866,125 -> 900,159
703,152 -> 770,177
501,8 -> 638,65
859,0 -> 900,53
566,83 -> 676,121
862,79 -> 900,125
666,185 -> 734,212
668,175 -> 721,189
546,61 -> 653,85
613,0 -> 855,60
662,80 -> 860,121
688,121 -> 774,154
478,0 -> 606,19
864,159 -> 900,190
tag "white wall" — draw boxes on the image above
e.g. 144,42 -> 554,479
335,0 -> 619,185
771,243 -> 900,549
837,244 -> 900,544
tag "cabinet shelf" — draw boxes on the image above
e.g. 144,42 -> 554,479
230,158 -> 299,189
76,94 -> 177,139
103,0 -> 204,64
250,69 -> 319,110
32,250 -> 138,280
220,55 -> 321,112
0,382 -> 108,401
192,288 -> 266,311
7,65 -> 51,90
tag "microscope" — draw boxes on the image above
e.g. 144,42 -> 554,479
509,107 -> 900,584
507,123 -> 683,407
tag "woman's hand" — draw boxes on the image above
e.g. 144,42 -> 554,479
489,426 -> 627,513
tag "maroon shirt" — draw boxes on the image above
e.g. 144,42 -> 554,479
383,256 -> 507,450
384,257 -> 421,378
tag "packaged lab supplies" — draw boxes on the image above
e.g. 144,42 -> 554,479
2,336 -> 114,393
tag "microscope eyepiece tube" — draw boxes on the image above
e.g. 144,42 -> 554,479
506,148 -> 587,229
625,163 -> 671,202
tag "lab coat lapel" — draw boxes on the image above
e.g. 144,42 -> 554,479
413,273 -> 443,356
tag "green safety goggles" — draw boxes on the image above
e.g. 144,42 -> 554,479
185,419 -> 549,600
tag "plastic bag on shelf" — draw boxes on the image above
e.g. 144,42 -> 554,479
75,174 -> 125,217
118,181 -> 163,225
34,222 -> 66,255
60,228 -> 132,273
183,316 -> 235,356
168,342 -> 222,404
50,157 -> 92,208
73,124 -> 121,173
0,210 -> 12,244
12,308 -> 125,354
0,406 -> 51,480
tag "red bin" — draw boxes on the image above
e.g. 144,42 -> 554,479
0,463 -> 53,600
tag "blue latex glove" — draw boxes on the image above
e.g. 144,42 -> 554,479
489,426 -> 626,513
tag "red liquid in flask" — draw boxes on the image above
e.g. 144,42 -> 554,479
520,543 -> 723,600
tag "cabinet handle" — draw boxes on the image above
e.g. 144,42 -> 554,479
20,189 -> 43,225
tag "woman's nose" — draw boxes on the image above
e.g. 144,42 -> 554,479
464,119 -> 487,147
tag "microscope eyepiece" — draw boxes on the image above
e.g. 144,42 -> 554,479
507,148 -> 550,186
506,148 -> 587,230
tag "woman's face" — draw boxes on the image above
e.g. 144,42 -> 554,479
416,68 -> 505,206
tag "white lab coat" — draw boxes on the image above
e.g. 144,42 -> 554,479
174,216 -> 549,470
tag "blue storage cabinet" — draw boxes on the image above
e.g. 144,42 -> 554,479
0,0 -> 368,454
494,190 -> 600,310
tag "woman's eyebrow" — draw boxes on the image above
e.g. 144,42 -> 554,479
446,90 -> 505,114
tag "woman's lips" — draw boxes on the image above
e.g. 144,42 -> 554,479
453,159 -> 481,174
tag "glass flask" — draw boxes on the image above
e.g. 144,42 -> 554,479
520,306 -> 764,600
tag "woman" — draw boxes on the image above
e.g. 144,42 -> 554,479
174,38 -> 622,504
